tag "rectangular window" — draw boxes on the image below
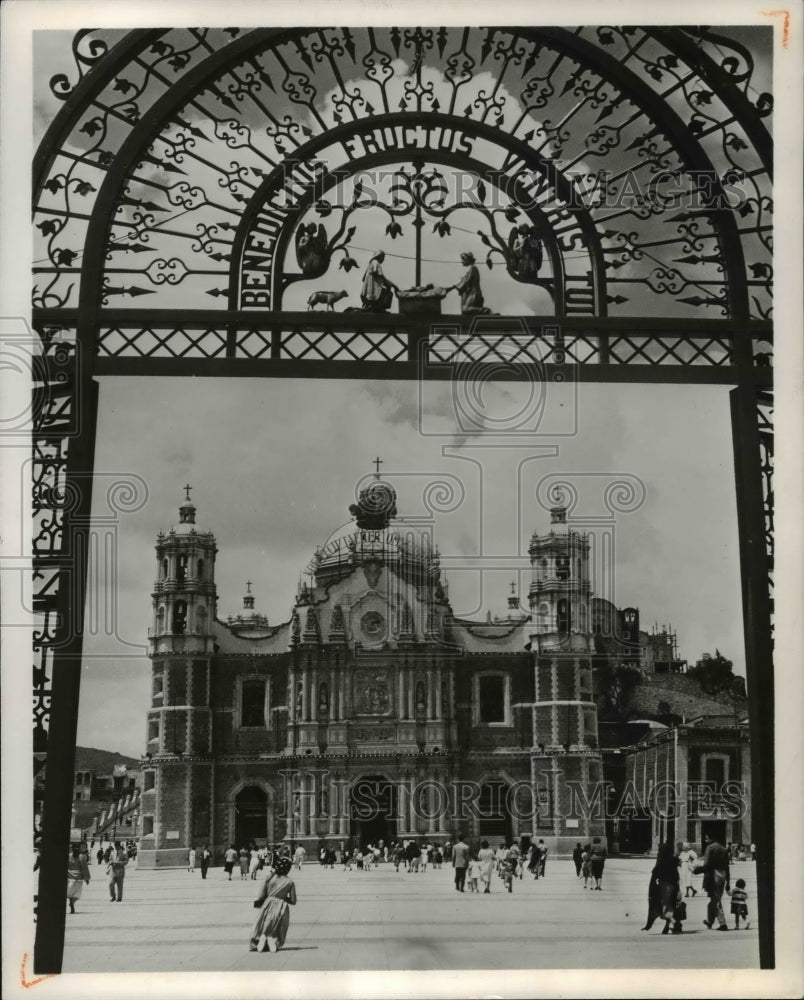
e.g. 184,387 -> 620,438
143,771 -> 156,792
705,757 -> 725,784
241,678 -> 266,728
142,816 -> 154,836
478,675 -> 505,723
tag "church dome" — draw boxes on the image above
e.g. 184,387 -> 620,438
310,465 -> 439,588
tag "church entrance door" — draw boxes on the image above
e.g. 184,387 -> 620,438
234,785 -> 268,846
350,775 -> 396,849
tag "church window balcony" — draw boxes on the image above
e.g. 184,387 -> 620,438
474,672 -> 511,726
238,676 -> 269,729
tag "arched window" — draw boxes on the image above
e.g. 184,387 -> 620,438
557,599 -> 568,633
318,683 -> 329,714
415,681 -> 427,713
172,601 -> 187,635
197,558 -> 204,579
177,554 -> 188,583
161,558 -> 168,579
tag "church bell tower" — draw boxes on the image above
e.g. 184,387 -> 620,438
141,488 -> 218,866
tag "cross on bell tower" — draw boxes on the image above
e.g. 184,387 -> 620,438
372,456 -> 383,479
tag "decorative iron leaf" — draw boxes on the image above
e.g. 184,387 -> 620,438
477,179 -> 487,203
55,249 -> 78,266
339,255 -> 358,272
74,180 -> 96,196
37,219 -> 60,236
80,118 -> 103,137
43,177 -> 64,194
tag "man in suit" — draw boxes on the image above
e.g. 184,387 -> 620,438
699,834 -> 731,930
452,835 -> 470,892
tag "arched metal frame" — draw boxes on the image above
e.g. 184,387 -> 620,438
31,24 -> 773,972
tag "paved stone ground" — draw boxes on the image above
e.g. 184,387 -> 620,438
61,857 -> 759,972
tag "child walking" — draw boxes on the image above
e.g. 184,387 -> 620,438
581,845 -> 591,889
467,856 -> 481,893
728,878 -> 749,929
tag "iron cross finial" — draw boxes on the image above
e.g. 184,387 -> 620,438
373,456 -> 383,478
245,580 -> 252,593
510,580 -> 516,595
183,484 -> 192,502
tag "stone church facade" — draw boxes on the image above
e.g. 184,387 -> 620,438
137,476 -> 607,867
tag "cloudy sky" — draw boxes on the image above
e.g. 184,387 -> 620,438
77,375 -> 744,757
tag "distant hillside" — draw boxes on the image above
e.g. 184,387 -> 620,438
74,746 -> 140,773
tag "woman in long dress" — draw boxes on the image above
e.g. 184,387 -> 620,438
641,840 -> 683,935
66,845 -> 91,914
679,842 -> 698,897
250,856 -> 297,953
477,839 -> 495,894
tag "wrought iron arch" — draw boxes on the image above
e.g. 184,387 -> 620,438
30,22 -> 774,973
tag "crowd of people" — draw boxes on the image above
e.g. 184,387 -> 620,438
59,830 -> 755,952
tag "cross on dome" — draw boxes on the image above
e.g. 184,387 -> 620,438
372,456 -> 383,479
183,483 -> 192,502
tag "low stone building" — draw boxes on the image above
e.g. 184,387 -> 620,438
620,715 -> 751,854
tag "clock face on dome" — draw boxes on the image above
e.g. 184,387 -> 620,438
361,611 -> 385,637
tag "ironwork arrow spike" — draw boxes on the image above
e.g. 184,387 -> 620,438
436,27 -> 447,58
210,252 -> 231,262
678,295 -> 721,307
607,294 -> 629,305
295,41 -> 314,71
206,288 -> 227,298
126,286 -> 153,298
341,28 -> 356,61
522,45 -> 541,77
480,29 -> 494,63
106,242 -> 150,254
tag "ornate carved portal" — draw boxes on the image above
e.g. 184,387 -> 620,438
30,23 -> 773,973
